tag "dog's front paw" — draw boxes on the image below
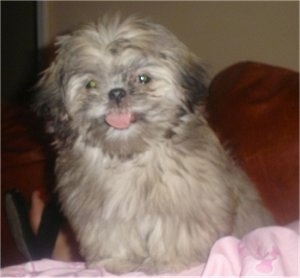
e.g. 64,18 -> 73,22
88,258 -> 141,275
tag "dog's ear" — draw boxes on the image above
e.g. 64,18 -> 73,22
181,59 -> 209,113
33,61 -> 74,148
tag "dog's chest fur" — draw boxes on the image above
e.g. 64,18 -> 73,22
54,122 -> 273,272
56,131 -> 236,256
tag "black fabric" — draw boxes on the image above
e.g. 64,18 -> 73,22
4,189 -> 63,260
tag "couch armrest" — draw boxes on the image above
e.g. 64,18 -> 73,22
207,61 -> 299,224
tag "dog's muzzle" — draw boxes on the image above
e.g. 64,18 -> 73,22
106,88 -> 135,129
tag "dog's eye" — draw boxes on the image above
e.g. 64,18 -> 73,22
86,80 -> 97,89
138,74 -> 151,84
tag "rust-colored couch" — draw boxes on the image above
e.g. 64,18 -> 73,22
207,61 -> 299,224
2,61 -> 298,267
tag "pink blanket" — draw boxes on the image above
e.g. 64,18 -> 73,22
2,221 -> 298,277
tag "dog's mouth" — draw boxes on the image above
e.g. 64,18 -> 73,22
105,111 -> 136,129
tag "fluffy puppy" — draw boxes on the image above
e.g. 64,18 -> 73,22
35,15 -> 273,274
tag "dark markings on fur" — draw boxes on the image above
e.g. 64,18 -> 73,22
159,52 -> 168,60
109,48 -> 118,55
181,63 -> 208,113
164,106 -> 189,139
109,39 -> 147,57
176,107 -> 188,118
58,68 -> 66,86
164,129 -> 176,139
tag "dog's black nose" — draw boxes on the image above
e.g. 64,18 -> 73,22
108,88 -> 126,103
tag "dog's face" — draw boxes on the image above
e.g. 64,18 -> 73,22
37,16 -> 208,157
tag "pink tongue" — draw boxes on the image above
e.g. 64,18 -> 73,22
105,112 -> 133,129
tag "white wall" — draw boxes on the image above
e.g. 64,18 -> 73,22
39,1 -> 299,76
